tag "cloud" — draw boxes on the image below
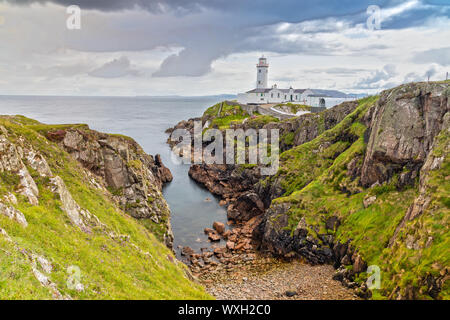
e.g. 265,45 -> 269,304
412,47 -> 450,65
4,0 -> 450,79
353,64 -> 397,89
0,0 -> 449,95
88,56 -> 140,78
6,0 -> 391,19
404,64 -> 442,82
7,0 -> 203,13
303,67 -> 370,75
381,0 -> 422,22
152,48 -> 214,77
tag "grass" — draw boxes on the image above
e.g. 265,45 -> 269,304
203,101 -> 278,130
274,103 -> 311,114
245,115 -> 279,128
266,94 -> 449,299
282,132 -> 295,146
203,102 -> 250,129
0,116 -> 211,300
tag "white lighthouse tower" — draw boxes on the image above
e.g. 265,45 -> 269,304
256,56 -> 269,89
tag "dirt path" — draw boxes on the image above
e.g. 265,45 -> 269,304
198,255 -> 359,300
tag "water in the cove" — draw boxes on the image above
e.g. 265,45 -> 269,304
0,95 -> 230,258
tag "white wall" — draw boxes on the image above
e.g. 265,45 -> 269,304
304,96 -> 356,108
238,90 -> 356,107
256,66 -> 268,89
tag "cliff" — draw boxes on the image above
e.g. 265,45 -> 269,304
43,124 -> 174,247
0,115 -> 208,299
257,82 -> 449,299
168,81 -> 449,300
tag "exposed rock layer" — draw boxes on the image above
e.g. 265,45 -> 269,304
168,81 -> 450,299
46,127 -> 174,246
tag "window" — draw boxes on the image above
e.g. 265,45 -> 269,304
271,93 -> 273,98
261,93 -> 263,97
277,93 -> 280,98
259,69 -> 261,73
319,98 -> 325,108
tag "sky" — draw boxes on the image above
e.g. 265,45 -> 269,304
0,0 -> 449,96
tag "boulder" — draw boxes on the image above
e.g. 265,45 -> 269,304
226,241 -> 235,250
352,253 -> 367,273
208,232 -> 220,242
222,230 -> 231,239
285,290 -> 297,297
363,196 -> 377,208
181,246 -> 194,257
213,247 -> 227,256
213,221 -> 226,234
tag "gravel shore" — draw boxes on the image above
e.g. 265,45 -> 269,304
199,256 -> 359,300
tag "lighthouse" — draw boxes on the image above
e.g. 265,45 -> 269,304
256,56 -> 269,89
236,55 -> 355,107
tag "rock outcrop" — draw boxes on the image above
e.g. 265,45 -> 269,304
168,81 -> 450,300
45,126 -> 174,246
361,82 -> 449,187
181,100 -> 360,224
255,82 -> 449,299
0,116 -> 207,300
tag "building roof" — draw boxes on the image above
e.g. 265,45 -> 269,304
245,87 -> 348,98
307,89 -> 349,98
246,88 -> 272,93
307,94 -> 331,97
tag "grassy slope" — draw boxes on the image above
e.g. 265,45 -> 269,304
0,116 -> 210,299
274,103 -> 311,114
267,95 -> 449,299
203,101 -> 279,130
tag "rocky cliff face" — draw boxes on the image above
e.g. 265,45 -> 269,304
274,100 -> 358,152
45,126 -> 174,247
179,101 -> 359,224
257,82 -> 449,299
0,116 -> 207,299
360,83 -> 448,188
167,81 -> 449,300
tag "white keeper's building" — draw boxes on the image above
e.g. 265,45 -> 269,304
237,56 -> 356,108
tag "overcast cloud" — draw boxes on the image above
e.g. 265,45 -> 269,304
0,0 -> 449,95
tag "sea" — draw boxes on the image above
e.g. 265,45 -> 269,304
0,95 -> 232,257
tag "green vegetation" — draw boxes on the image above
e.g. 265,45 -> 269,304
203,101 -> 279,130
203,101 -> 250,129
0,116 -> 210,300
273,96 -> 378,196
274,103 -> 311,114
127,159 -> 143,171
245,115 -> 279,128
25,123 -> 89,136
282,132 -> 295,146
268,94 -> 449,299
